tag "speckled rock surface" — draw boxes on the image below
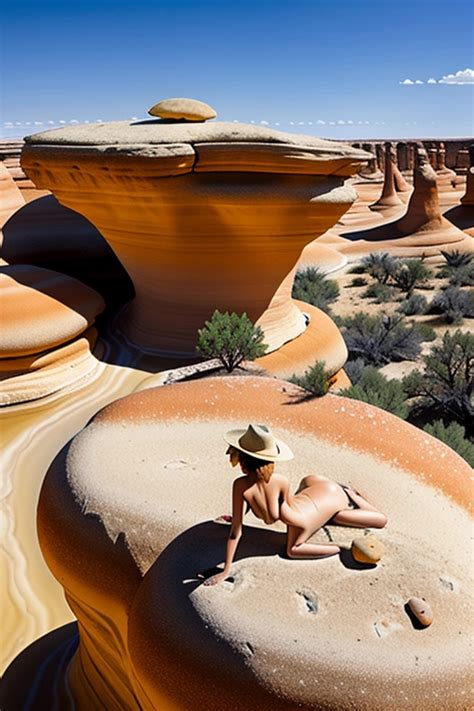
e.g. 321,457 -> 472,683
37,376 -> 472,710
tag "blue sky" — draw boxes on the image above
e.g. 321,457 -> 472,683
2,0 -> 473,139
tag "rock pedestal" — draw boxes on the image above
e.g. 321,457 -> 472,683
369,143 -> 403,212
22,116 -> 369,356
461,145 -> 474,206
0,162 -> 24,227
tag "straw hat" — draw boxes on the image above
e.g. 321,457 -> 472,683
224,424 -> 294,462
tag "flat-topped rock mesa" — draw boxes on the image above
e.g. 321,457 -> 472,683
0,264 -> 104,404
1,195 -> 134,309
0,163 -> 25,227
21,109 -> 370,358
31,376 -> 472,711
339,146 -> 474,260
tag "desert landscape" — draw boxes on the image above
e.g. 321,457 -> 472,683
1,1 -> 472,709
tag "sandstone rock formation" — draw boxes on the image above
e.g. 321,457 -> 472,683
460,145 -> 474,206
21,118 -> 370,356
148,97 -> 217,121
436,143 -> 457,191
0,264 -> 104,404
29,376 -> 472,710
445,144 -> 474,237
0,163 -> 24,228
393,162 -> 411,193
1,195 -> 134,309
339,146 -> 474,260
369,143 -> 403,213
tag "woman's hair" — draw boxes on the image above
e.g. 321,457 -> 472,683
238,450 -> 275,483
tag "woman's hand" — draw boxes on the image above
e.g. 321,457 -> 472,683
203,571 -> 230,586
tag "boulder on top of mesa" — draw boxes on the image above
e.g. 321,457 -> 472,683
148,97 -> 217,122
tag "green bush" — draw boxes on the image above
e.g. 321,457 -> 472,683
397,293 -> 428,315
292,267 -> 340,313
403,330 -> 473,434
448,263 -> 474,287
440,250 -> 473,269
363,282 -> 397,303
289,360 -> 334,397
196,310 -> 267,372
341,367 -> 409,418
430,286 -> 474,324
361,252 -> 397,284
423,421 -> 474,467
349,277 -> 368,287
390,259 -> 432,295
340,312 -> 432,366
344,358 -> 366,385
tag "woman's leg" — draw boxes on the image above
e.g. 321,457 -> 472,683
286,524 -> 341,559
331,489 -> 387,528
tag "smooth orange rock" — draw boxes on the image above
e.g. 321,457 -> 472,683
0,264 -> 104,358
22,120 -> 370,355
352,533 -> 385,563
407,597 -> 434,627
0,162 -> 24,227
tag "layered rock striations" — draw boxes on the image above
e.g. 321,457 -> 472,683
32,376 -> 472,710
0,162 -> 25,228
21,116 -> 370,356
0,265 -> 104,404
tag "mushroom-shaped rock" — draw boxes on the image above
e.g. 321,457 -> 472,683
148,97 -> 217,121
339,146 -> 474,260
407,597 -> 434,627
31,376 -> 472,711
444,145 -> 474,237
21,118 -> 370,355
0,162 -> 25,227
351,533 -> 385,564
369,143 -> 403,213
1,195 -> 134,309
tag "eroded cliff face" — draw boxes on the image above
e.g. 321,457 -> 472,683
21,121 -> 369,356
33,376 -> 472,711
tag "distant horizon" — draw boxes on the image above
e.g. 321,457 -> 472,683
2,0 -> 473,140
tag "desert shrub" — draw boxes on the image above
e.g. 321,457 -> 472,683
289,360 -> 334,397
397,293 -> 428,315
430,286 -> 474,324
196,310 -> 267,372
292,267 -> 340,313
414,322 -> 436,342
350,277 -> 368,287
423,421 -> 474,467
440,250 -> 473,269
349,263 -> 367,274
390,259 -> 432,295
341,367 -> 409,418
403,330 -> 473,434
340,312 -> 432,366
363,282 -> 397,303
344,358 -> 366,385
448,262 -> 474,287
361,252 -> 397,284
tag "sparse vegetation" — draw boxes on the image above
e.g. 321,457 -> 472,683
397,293 -> 428,316
402,330 -> 473,435
390,259 -> 432,295
423,421 -> 474,467
363,282 -> 397,303
196,310 -> 267,372
430,286 -> 474,324
289,360 -> 335,397
341,367 -> 409,418
292,267 -> 340,313
340,313 -> 434,366
448,263 -> 474,287
440,250 -> 473,269
361,252 -> 396,284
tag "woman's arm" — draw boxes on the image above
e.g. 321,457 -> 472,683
204,478 -> 246,586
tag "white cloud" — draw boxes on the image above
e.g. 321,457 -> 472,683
260,120 -> 269,125
438,68 -> 474,84
400,78 -> 414,85
289,121 -> 295,125
415,80 -> 424,84
307,121 -> 313,125
298,121 -> 305,125
47,120 -> 55,125
316,119 -> 326,125
427,78 -> 437,84
59,120 -> 66,124
274,122 -> 280,126
337,120 -> 345,125
69,119 -> 79,124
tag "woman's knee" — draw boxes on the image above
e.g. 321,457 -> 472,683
374,512 -> 388,528
286,544 -> 300,559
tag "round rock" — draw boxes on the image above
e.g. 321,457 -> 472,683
351,533 -> 385,564
408,597 -> 434,627
148,97 -> 217,122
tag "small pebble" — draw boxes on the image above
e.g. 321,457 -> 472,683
407,597 -> 433,626
351,534 -> 384,564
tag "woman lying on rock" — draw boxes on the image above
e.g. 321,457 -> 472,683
203,424 -> 387,586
